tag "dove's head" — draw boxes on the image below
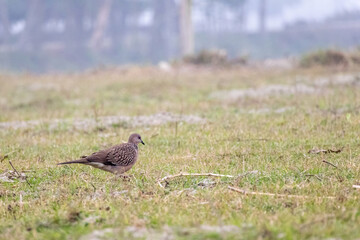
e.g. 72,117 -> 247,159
128,133 -> 145,145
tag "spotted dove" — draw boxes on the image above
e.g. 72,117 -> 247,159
58,133 -> 145,175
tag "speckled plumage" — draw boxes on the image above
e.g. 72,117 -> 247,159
58,133 -> 145,175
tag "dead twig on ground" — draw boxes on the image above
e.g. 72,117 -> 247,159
236,138 -> 270,142
227,186 -> 336,199
8,161 -> 32,187
322,160 -> 338,168
305,174 -> 322,181
158,171 -> 258,188
90,182 -> 97,192
308,148 -> 343,154
218,138 -> 271,143
158,173 -> 234,188
353,185 -> 360,189
8,161 -> 20,177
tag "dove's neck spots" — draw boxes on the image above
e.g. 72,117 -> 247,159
132,143 -> 138,151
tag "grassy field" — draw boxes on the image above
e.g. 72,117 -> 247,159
0,65 -> 360,239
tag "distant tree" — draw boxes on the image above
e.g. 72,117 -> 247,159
220,0 -> 247,31
259,0 -> 266,33
194,0 -> 247,32
63,0 -> 86,48
110,1 -> 129,45
180,0 -> 193,55
0,0 -> 10,43
89,0 -> 113,50
19,0 -> 45,50
152,0 -> 179,60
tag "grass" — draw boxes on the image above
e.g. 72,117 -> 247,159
1,65 -> 360,239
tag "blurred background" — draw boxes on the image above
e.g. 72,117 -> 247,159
0,0 -> 360,72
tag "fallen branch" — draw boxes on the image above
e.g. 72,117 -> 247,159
157,171 -> 259,188
9,161 -> 20,176
236,138 -> 270,142
322,160 -> 338,168
219,138 -> 270,143
305,174 -> 322,181
308,148 -> 343,154
158,173 -> 234,188
228,186 -> 336,199
8,161 -> 32,187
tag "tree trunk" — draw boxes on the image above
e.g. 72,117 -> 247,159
66,1 -> 85,49
89,0 -> 113,50
152,0 -> 179,61
110,1 -> 127,44
259,0 -> 266,34
237,3 -> 245,32
19,0 -> 44,50
180,0 -> 194,56
0,0 -> 10,43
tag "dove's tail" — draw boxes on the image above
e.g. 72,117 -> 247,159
57,159 -> 88,165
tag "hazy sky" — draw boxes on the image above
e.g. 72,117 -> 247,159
246,0 -> 360,32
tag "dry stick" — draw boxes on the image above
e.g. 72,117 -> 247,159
158,173 -> 234,188
158,173 -> 235,188
236,138 -> 270,142
9,161 -> 20,176
217,138 -> 270,143
305,174 -> 322,181
157,171 -> 258,188
90,182 -> 97,192
227,186 -> 336,199
8,161 -> 32,187
308,148 -> 343,154
353,185 -> 360,189
322,160 -> 338,168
